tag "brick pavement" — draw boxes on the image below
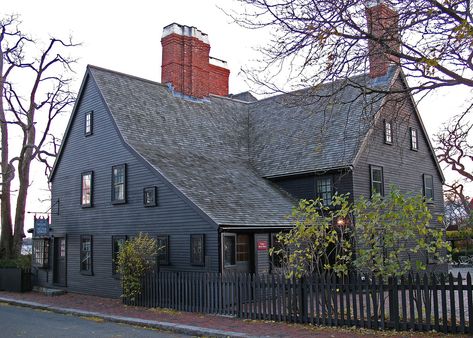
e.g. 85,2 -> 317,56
0,291 -> 462,337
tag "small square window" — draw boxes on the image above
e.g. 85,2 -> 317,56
370,165 -> 384,197
85,111 -> 93,136
157,235 -> 169,266
423,174 -> 434,201
410,128 -> 418,151
384,120 -> 393,144
81,171 -> 93,207
80,235 -> 93,275
190,234 -> 205,266
143,187 -> 158,207
112,164 -> 126,204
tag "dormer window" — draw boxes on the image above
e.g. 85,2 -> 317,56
410,128 -> 418,150
384,120 -> 393,144
85,111 -> 93,136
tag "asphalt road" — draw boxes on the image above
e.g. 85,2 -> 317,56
0,302 -> 189,338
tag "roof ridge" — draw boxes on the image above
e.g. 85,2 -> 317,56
87,65 -> 168,88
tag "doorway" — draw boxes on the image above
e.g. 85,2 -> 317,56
53,237 -> 66,286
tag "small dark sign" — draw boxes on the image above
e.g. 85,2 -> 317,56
257,240 -> 268,251
34,216 -> 49,237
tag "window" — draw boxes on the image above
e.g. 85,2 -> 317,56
370,165 -> 384,197
190,234 -> 205,266
112,236 -> 127,275
410,128 -> 418,150
143,186 -> 157,207
316,177 -> 333,205
223,234 -> 236,267
32,238 -> 49,268
85,111 -> 93,136
81,172 -> 93,207
157,235 -> 169,265
236,234 -> 250,262
112,164 -> 126,204
384,120 -> 393,144
423,174 -> 434,201
80,235 -> 93,275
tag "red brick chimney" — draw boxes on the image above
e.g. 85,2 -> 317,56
161,23 -> 230,98
366,1 -> 400,78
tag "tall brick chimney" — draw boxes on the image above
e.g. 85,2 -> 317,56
366,1 -> 400,78
161,23 -> 230,98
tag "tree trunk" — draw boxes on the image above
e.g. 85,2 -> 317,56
0,60 -> 14,259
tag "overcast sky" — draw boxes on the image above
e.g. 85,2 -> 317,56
3,0 -> 472,232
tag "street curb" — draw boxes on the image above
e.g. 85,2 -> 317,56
0,296 -> 255,337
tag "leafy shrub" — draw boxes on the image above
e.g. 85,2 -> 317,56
0,255 -> 31,269
116,233 -> 159,301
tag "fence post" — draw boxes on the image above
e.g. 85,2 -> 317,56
300,276 -> 307,322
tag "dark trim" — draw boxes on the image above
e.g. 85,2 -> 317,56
369,165 -> 384,197
384,119 -> 393,145
80,235 -> 93,276
156,235 -> 170,266
80,171 -> 93,208
423,173 -> 434,202
111,164 -> 127,204
190,234 -> 205,266
410,127 -> 419,151
143,186 -> 158,207
85,110 -> 93,136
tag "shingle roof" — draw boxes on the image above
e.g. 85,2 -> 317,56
249,68 -> 397,177
89,66 -> 295,227
88,65 -> 397,227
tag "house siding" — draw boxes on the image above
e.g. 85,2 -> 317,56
40,76 -> 219,298
271,169 -> 354,201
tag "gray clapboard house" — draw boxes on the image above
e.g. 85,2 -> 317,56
33,3 -> 444,298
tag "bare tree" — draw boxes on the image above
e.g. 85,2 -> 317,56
228,0 -> 473,97
0,15 -> 77,259
435,108 -> 473,224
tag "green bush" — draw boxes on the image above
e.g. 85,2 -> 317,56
116,233 -> 159,301
0,255 -> 31,269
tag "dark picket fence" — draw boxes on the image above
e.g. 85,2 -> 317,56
124,271 -> 473,334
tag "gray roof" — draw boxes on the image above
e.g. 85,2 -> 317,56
87,65 -> 397,227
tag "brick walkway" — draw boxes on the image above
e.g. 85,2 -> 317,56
0,291 -> 463,337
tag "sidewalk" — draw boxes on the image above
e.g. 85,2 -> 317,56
0,291 -> 459,337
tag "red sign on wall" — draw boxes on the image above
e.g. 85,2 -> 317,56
257,240 -> 268,251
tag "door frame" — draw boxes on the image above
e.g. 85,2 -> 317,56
52,235 -> 67,287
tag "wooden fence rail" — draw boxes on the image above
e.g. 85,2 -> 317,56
124,271 -> 473,334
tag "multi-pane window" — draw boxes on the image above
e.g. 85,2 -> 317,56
32,238 -> 49,268
143,186 -> 157,207
236,234 -> 250,262
190,234 -> 205,266
80,235 -> 93,275
157,235 -> 169,266
384,120 -> 393,144
316,177 -> 332,205
223,234 -> 236,267
370,165 -> 384,197
85,111 -> 93,136
410,128 -> 418,150
112,236 -> 127,275
423,174 -> 434,200
112,164 -> 126,203
81,172 -> 93,207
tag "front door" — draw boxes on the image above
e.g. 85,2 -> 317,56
53,237 -> 66,286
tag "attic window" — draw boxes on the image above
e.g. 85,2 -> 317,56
384,120 -> 393,144
410,128 -> 418,151
85,111 -> 93,136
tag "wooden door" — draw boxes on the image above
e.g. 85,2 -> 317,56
53,237 -> 66,286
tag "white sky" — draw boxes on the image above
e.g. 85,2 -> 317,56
3,0 -> 472,234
